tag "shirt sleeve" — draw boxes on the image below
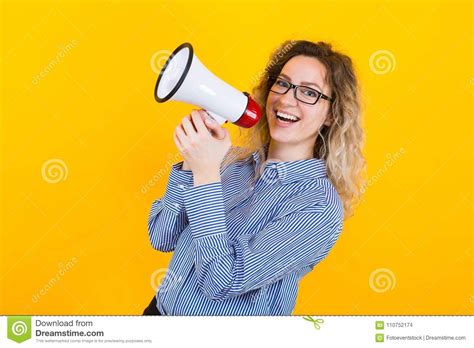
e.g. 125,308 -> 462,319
183,181 -> 344,301
147,162 -> 193,252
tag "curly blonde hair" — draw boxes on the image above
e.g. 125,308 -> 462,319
230,40 -> 366,219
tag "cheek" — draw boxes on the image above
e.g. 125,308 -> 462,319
300,109 -> 326,135
265,94 -> 278,113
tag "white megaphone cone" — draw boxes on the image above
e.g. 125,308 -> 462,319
154,43 -> 261,128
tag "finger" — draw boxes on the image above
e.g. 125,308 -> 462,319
198,110 -> 212,126
175,125 -> 190,149
221,128 -> 230,141
205,117 -> 226,140
191,110 -> 210,135
181,115 -> 198,142
173,130 -> 183,152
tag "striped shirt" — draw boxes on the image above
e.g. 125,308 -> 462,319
147,148 -> 344,315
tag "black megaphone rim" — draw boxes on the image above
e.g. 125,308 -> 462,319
154,42 -> 194,103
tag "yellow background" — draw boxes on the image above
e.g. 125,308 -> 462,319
1,0 -> 472,315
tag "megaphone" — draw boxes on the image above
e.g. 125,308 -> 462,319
154,43 -> 261,128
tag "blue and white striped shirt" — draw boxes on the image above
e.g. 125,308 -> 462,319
147,148 -> 344,315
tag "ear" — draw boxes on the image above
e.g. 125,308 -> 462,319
323,112 -> 333,127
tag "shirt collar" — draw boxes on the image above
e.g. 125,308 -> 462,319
251,148 -> 327,184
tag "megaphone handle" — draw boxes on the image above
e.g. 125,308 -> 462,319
206,110 -> 227,126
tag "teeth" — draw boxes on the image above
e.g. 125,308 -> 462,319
276,111 -> 300,122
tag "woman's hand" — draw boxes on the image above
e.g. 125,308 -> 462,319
174,110 -> 231,186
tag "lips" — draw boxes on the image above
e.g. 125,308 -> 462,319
274,110 -> 301,124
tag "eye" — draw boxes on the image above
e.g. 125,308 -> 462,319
276,79 -> 290,88
301,88 -> 318,98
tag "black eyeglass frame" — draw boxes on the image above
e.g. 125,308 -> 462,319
270,77 -> 335,104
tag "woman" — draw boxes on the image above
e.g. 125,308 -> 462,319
144,40 -> 365,316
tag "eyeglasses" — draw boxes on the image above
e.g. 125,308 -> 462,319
270,77 -> 334,105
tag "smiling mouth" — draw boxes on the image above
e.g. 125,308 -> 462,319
275,111 -> 301,123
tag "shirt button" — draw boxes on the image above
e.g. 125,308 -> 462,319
173,203 -> 180,209
177,184 -> 185,189
271,164 -> 276,169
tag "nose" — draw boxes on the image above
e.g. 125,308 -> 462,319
278,87 -> 298,107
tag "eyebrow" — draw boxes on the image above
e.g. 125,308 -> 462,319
279,73 -> 324,91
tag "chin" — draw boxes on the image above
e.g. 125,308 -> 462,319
269,129 -> 297,145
